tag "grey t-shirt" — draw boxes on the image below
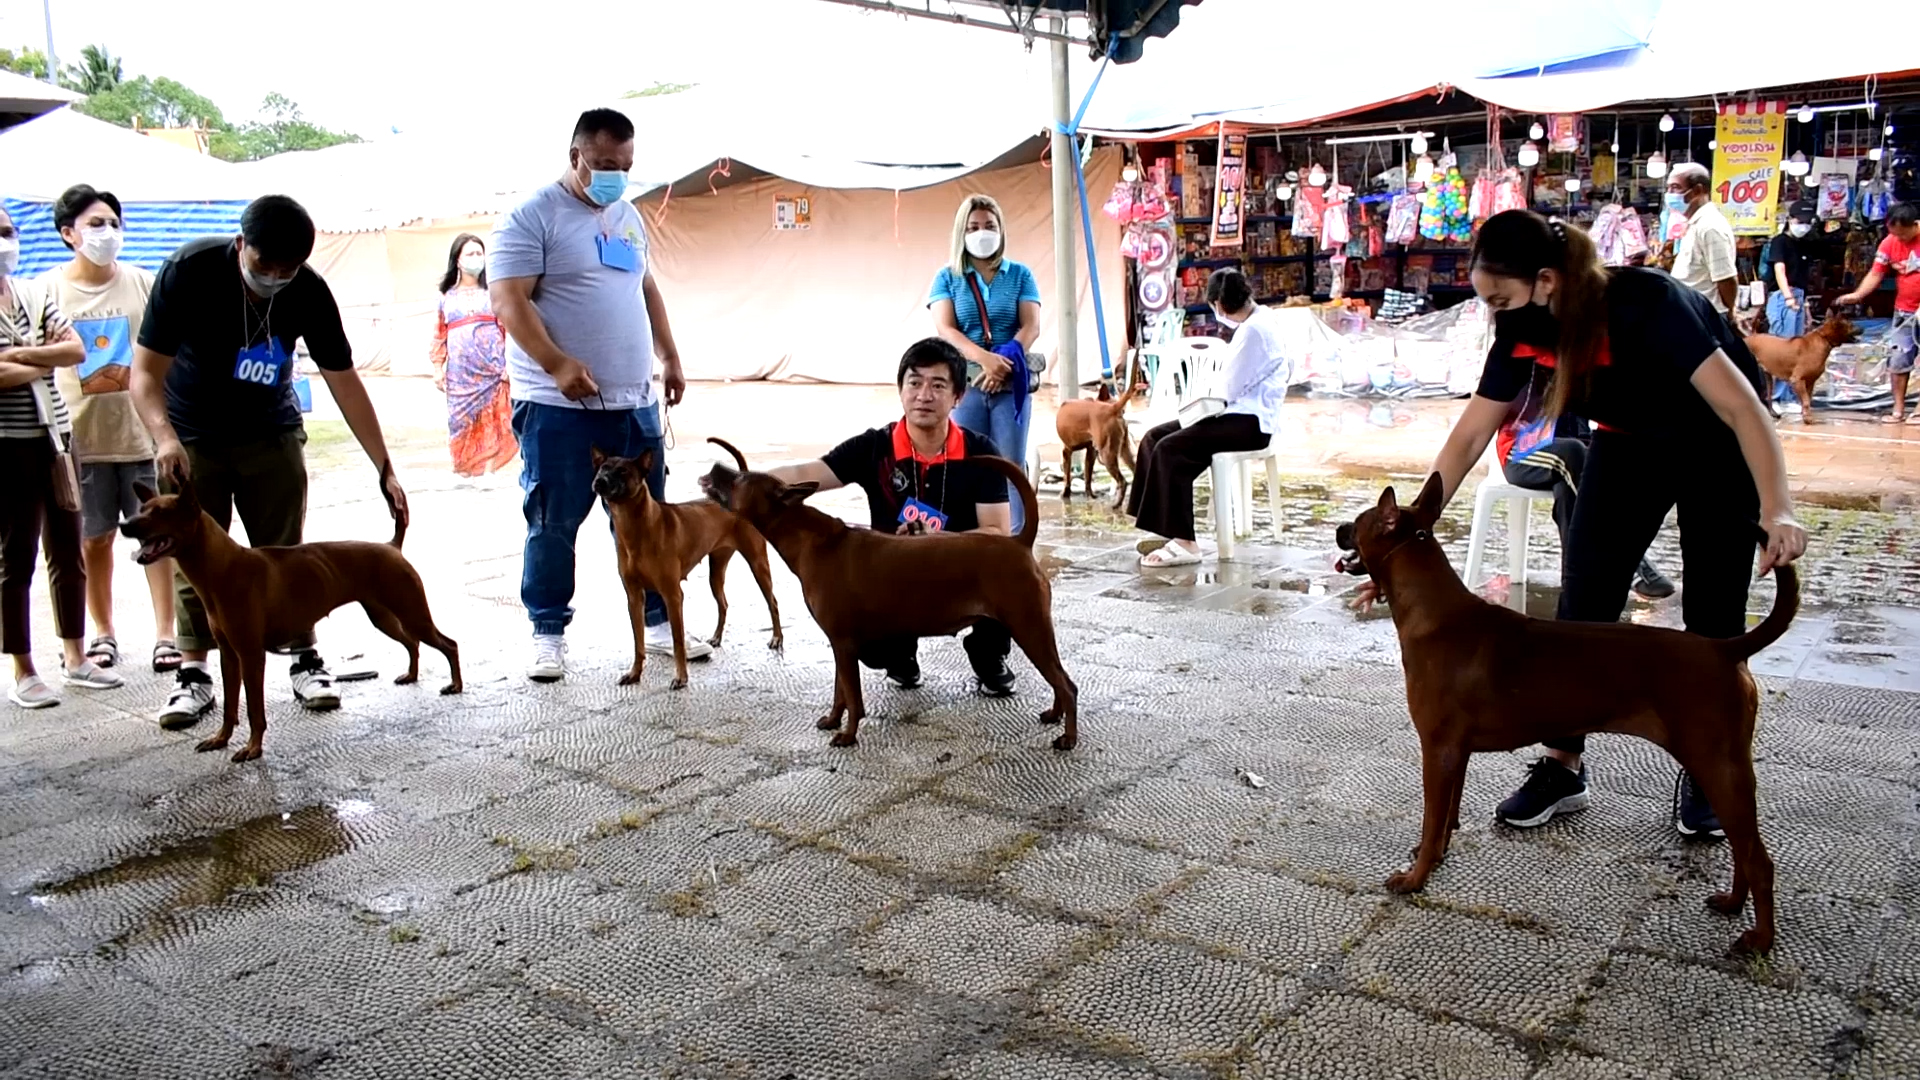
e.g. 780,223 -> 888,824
489,182 -> 657,410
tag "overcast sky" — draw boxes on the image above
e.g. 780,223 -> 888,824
0,0 -> 1116,137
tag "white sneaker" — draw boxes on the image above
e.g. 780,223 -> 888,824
644,622 -> 712,660
62,659 -> 124,689
290,654 -> 341,711
528,634 -> 567,682
159,667 -> 216,729
9,675 -> 59,710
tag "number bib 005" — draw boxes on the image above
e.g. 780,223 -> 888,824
234,338 -> 290,388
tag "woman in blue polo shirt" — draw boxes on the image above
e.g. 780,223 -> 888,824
928,193 -> 1042,533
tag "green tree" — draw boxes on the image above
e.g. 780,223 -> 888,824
77,75 -> 226,130
60,44 -> 123,95
213,91 -> 362,162
622,81 -> 695,98
0,45 -> 51,79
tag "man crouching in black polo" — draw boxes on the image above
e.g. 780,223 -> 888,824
764,337 -> 1016,695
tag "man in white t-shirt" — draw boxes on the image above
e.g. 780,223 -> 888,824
1667,162 -> 1738,316
489,107 -> 693,682
40,184 -> 179,676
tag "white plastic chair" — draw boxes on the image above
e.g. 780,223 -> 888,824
1164,339 -> 1283,561
1132,309 -> 1186,391
1460,446 -> 1553,611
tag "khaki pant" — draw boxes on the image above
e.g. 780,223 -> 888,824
168,430 -> 308,653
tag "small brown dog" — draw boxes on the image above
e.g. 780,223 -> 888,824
1747,315 -> 1859,424
1335,474 -> 1796,954
1055,378 -> 1147,509
699,439 -> 1078,750
592,438 -> 782,689
120,482 -> 460,762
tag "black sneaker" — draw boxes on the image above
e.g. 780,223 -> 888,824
975,658 -> 1016,698
1632,559 -> 1676,600
1495,758 -> 1591,828
1674,770 -> 1724,839
886,658 -> 921,690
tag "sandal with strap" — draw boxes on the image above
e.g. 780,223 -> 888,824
1140,543 -> 1204,568
151,639 -> 183,673
86,636 -> 119,669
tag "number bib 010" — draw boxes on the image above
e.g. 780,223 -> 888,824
234,338 -> 290,388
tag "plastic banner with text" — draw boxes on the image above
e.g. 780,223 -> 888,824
1211,131 -> 1247,249
1712,102 -> 1785,237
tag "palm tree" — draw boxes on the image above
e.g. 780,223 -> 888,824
61,45 -> 123,96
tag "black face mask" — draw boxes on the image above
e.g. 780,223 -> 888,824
1493,302 -> 1559,349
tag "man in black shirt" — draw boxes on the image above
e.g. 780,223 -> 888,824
130,195 -> 409,728
766,338 -> 1016,695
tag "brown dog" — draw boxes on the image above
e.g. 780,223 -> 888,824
1748,315 -> 1859,424
592,438 -> 783,690
698,439 -> 1078,750
120,482 -> 460,763
1334,474 -> 1797,954
1055,379 -> 1146,509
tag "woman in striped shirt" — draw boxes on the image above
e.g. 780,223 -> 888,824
928,194 -> 1043,535
0,204 -> 123,708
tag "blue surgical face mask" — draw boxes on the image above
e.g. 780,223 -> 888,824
1663,192 -> 1688,214
585,169 -> 629,207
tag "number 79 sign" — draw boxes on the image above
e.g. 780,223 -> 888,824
1711,102 -> 1786,238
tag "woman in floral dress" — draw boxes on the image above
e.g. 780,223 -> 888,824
430,233 -> 515,476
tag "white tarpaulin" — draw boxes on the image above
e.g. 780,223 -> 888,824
0,107 -> 253,202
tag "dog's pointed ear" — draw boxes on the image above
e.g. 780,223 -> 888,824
1411,472 -> 1446,522
1376,484 -> 1400,529
780,481 -> 819,506
590,445 -> 607,468
635,449 -> 654,474
133,481 -> 158,505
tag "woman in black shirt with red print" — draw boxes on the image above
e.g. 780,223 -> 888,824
1359,210 -> 1807,839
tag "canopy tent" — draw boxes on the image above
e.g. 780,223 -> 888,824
0,67 -> 80,126
1,107 -> 249,278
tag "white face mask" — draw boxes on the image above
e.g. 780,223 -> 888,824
964,229 -> 1001,260
78,225 -> 123,267
1213,307 -> 1242,329
459,255 -> 486,276
0,235 -> 17,278
1788,223 -> 1812,238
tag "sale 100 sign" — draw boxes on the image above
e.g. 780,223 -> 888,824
1712,101 -> 1786,237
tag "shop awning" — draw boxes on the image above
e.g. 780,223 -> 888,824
822,1 -> 1201,62
0,67 -> 79,120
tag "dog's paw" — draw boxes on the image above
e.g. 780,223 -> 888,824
1383,870 -> 1426,894
815,715 -> 841,731
230,746 -> 262,763
1732,928 -> 1774,956
440,683 -> 461,696
1051,733 -> 1077,752
670,677 -> 688,690
828,732 -> 858,748
1705,890 -> 1747,916
706,635 -> 724,648
768,636 -> 784,651
193,736 -> 229,754
1038,710 -> 1062,726
618,671 -> 642,687
393,673 -> 417,686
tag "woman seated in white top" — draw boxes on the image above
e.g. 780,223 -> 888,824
1130,268 -> 1288,567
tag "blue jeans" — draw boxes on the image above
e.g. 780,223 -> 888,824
1764,288 -> 1806,402
512,400 -> 665,637
951,387 -> 1032,534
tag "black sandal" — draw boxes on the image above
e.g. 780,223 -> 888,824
151,639 -> 183,673
86,636 -> 119,669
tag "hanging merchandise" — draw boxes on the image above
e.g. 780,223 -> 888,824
1619,211 -> 1649,262
1861,177 -> 1890,222
1321,185 -> 1353,251
1469,171 -> 1497,222
1344,200 -> 1370,259
1385,193 -> 1420,244
1137,226 -> 1174,271
1589,203 -> 1650,267
1138,271 -> 1173,312
1816,174 -> 1851,221
1546,114 -> 1582,153
1490,170 -> 1526,216
1292,184 -> 1326,238
1420,165 -> 1470,243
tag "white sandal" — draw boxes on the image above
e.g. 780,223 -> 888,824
1140,544 -> 1203,568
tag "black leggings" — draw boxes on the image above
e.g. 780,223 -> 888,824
1127,414 -> 1269,541
1544,428 -> 1759,755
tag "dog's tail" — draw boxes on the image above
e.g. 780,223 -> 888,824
390,517 -> 407,550
1718,555 -> 1800,664
1107,377 -> 1148,414
707,437 -> 750,473
976,455 -> 1040,548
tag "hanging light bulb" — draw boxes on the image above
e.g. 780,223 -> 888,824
1307,163 -> 1326,188
1285,170 -> 1299,182
1659,113 -> 1676,132
1797,106 -> 1814,124
1529,121 -> 1545,140
1611,140 -> 1621,154
1868,146 -> 1884,162
1645,151 -> 1668,178
1517,140 -> 1541,168
1886,123 -> 1896,136
1122,164 -> 1140,183
1786,151 -> 1811,177
1564,176 -> 1582,192
1707,139 -> 1717,151
1274,182 -> 1295,201
1411,154 -> 1435,185
1408,133 -> 1428,155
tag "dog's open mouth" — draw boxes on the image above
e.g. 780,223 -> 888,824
134,536 -> 175,565
1334,551 -> 1368,576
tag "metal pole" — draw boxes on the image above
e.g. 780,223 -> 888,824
41,0 -> 58,86
1049,17 -> 1080,400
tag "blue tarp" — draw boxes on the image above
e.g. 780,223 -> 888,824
3,197 -> 246,278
